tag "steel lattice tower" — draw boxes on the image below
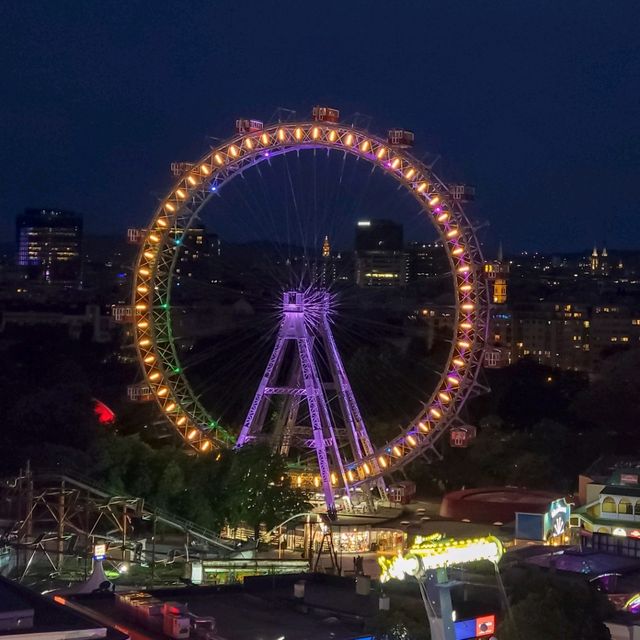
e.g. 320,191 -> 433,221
236,289 -> 384,515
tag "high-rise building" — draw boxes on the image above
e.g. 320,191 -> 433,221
16,208 -> 83,284
354,219 -> 407,287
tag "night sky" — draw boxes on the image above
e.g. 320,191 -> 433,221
1,1 -> 638,252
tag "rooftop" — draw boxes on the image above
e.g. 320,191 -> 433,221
0,577 -> 126,640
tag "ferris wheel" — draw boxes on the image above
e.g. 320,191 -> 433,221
131,106 -> 489,511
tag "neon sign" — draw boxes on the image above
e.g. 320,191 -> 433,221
378,534 -> 504,582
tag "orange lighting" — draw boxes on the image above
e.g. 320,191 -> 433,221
360,139 -> 370,152
378,456 -> 388,468
261,132 -> 270,145
244,137 -> 254,149
407,435 -> 417,446
200,164 -> 210,175
312,126 -> 320,139
228,145 -> 238,157
429,196 -> 440,206
187,428 -> 198,440
165,202 -> 175,212
376,147 -> 387,160
214,153 -> 224,165
392,445 -> 402,457
200,440 -> 211,452
344,133 -> 354,146
391,158 -> 401,169
156,218 -> 168,228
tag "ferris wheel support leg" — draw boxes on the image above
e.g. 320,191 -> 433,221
236,333 -> 287,447
297,337 -> 336,515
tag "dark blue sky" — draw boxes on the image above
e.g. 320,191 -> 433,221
1,1 -> 638,252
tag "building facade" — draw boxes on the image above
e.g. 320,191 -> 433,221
354,219 -> 408,287
16,208 -> 83,284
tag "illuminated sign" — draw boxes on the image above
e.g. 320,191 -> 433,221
476,615 -> 496,637
453,614 -> 496,639
93,543 -> 106,561
621,474 -> 638,485
378,534 -> 504,582
544,498 -> 570,540
613,527 -> 627,537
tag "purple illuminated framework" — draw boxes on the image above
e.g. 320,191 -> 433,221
236,289 -> 384,513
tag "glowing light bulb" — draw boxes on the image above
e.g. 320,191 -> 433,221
200,164 -> 210,175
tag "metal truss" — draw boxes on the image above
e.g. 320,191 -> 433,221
0,468 -> 236,582
236,290 -> 384,513
131,113 -> 489,486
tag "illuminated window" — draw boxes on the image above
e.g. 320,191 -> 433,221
619,499 -> 633,515
602,497 -> 616,513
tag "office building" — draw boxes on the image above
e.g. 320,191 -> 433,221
16,208 -> 82,284
354,219 -> 407,287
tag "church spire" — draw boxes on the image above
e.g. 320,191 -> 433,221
322,235 -> 330,258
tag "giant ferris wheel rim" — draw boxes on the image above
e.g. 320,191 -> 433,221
132,116 -> 489,485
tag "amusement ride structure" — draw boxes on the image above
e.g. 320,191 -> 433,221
131,106 -> 489,512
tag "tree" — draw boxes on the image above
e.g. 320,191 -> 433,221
498,569 -> 613,640
222,445 -> 311,540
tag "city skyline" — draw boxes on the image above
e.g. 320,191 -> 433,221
1,2 -> 639,252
